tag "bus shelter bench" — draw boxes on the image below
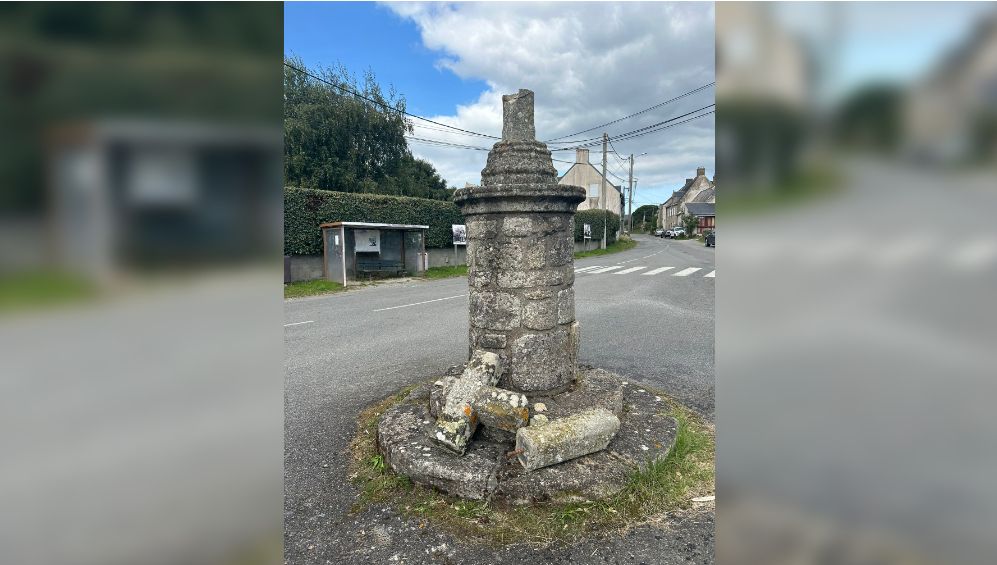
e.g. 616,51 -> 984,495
356,258 -> 406,276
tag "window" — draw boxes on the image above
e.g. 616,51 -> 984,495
588,183 -> 599,197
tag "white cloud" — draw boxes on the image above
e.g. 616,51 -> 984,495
389,1 -> 715,207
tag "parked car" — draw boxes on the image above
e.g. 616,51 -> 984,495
653,228 -> 665,237
665,226 -> 686,238
705,230 -> 715,247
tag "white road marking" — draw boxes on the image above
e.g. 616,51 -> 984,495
621,250 -> 664,264
704,270 -> 715,278
615,266 -> 647,275
373,294 -> 467,312
673,267 -> 702,277
587,265 -> 625,274
642,267 -> 674,275
574,265 -> 602,273
283,321 -> 314,327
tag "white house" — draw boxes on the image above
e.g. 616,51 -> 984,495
557,148 -> 623,217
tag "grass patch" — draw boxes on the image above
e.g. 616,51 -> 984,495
349,381 -> 714,546
0,271 -> 96,313
721,165 -> 842,216
574,238 -> 637,259
284,279 -> 347,299
421,265 -> 468,279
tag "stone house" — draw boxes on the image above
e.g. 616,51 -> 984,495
558,148 -> 623,217
659,167 -> 715,229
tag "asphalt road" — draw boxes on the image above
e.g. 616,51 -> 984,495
284,234 -> 715,564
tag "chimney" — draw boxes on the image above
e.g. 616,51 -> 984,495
576,148 -> 590,164
697,166 -> 706,177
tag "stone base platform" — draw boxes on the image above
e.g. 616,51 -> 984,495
375,367 -> 678,503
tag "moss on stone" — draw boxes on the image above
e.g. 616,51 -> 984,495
350,379 -> 715,546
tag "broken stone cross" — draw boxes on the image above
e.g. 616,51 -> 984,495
455,89 -> 586,395
431,350 -> 530,454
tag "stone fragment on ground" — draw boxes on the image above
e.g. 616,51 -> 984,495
378,368 -> 678,503
515,407 -> 621,472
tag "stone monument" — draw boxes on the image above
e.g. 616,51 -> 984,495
375,90 -> 678,502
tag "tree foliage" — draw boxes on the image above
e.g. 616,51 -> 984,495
631,204 -> 659,232
680,212 -> 699,235
283,57 -> 453,200
574,210 -> 620,244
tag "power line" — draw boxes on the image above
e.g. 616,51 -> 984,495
543,82 -> 715,142
405,136 -> 491,151
285,61 -> 501,140
548,104 -> 715,147
549,108 -> 714,151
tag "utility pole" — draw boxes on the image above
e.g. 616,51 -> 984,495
600,132 -> 608,249
627,153 -> 634,233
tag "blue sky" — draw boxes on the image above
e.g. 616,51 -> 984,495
284,3 -> 488,117
285,2 -> 717,208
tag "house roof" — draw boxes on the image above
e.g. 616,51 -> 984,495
557,163 -> 621,192
662,178 -> 695,208
692,187 -> 715,203
684,202 -> 715,217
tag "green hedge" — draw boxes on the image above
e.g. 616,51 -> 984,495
284,187 -> 464,255
573,209 -> 621,244
285,187 -> 622,255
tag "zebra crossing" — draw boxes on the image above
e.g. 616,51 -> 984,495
575,264 -> 715,278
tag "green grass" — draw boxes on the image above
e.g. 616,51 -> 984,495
721,165 -> 842,216
284,279 -> 347,299
573,238 -> 637,259
349,380 -> 714,546
421,265 -> 468,279
0,271 -> 96,313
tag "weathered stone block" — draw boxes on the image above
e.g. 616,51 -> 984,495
522,297 -> 557,330
498,237 -> 546,272
508,327 -> 573,392
497,268 -> 563,289
502,89 -> 535,142
433,416 -> 475,454
557,288 -> 575,324
469,290 -> 521,330
515,408 -> 621,472
546,234 -> 573,267
502,216 -> 536,237
429,376 -> 458,418
464,350 -> 502,386
523,288 -> 555,300
477,333 -> 508,350
467,218 -> 500,240
471,386 -> 530,432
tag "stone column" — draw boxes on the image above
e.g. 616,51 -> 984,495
453,90 -> 586,395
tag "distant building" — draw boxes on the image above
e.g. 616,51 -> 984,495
558,148 -> 623,217
47,119 -> 281,282
659,167 -> 715,231
905,14 -> 997,163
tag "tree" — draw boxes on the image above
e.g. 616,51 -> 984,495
631,204 -> 659,232
680,212 -> 699,236
283,56 -> 452,199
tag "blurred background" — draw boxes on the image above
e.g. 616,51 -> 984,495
717,2 -> 997,564
0,4 -> 283,565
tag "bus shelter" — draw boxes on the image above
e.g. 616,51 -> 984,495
321,222 -> 429,284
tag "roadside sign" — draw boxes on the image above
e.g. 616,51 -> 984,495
354,229 -> 380,253
583,224 -> 592,240
452,224 -> 467,246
